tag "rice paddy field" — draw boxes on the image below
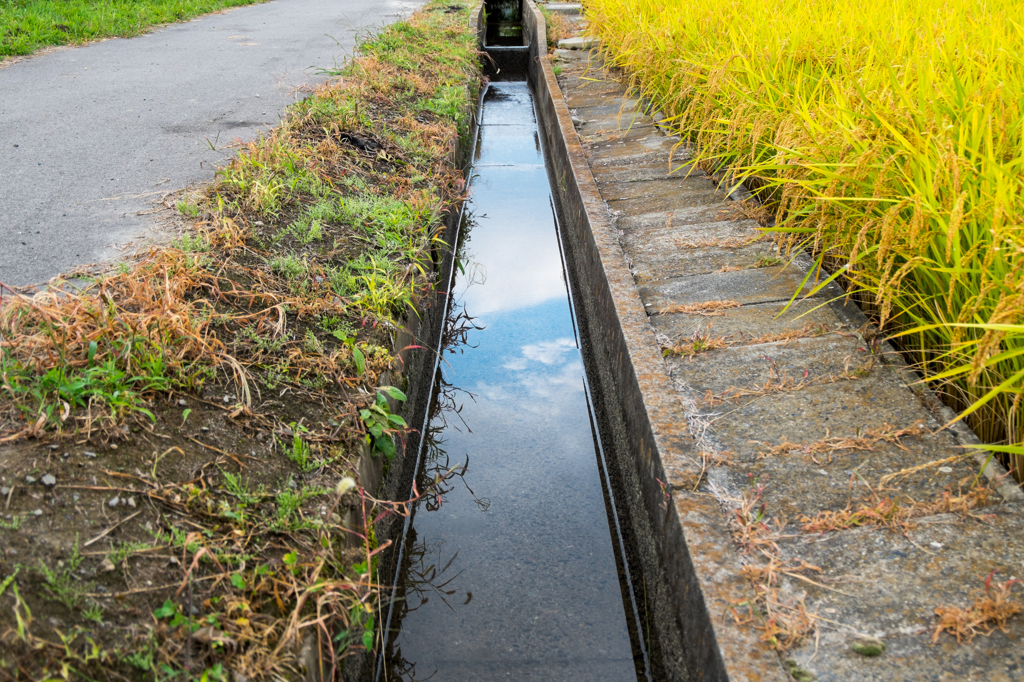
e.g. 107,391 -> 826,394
586,0 -> 1024,478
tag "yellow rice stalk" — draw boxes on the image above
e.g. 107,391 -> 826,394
586,0 -> 1024,478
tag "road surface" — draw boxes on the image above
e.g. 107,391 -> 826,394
0,0 -> 423,286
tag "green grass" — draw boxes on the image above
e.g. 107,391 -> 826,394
1,0 -> 267,58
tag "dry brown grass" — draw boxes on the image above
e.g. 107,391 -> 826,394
662,322 -> 843,360
661,299 -> 741,316
753,422 -> 927,463
933,572 -> 1023,644
799,485 -> 992,534
725,484 -> 820,651
541,8 -> 572,51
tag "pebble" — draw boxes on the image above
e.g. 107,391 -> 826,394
32,509 -> 42,517
938,466 -> 953,473
24,475 -> 36,485
0,487 -> 10,496
127,497 -> 136,508
108,496 -> 120,508
930,542 -> 944,550
41,474 -> 56,487
100,558 -> 116,573
223,395 -> 232,404
168,556 -> 180,566
201,427 -> 210,433
83,451 -> 97,458
178,399 -> 188,407
49,444 -> 59,451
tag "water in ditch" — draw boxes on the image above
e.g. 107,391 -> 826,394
380,83 -> 646,682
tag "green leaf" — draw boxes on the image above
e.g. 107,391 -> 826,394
230,573 -> 246,590
352,561 -> 368,575
362,629 -> 374,650
88,341 -> 98,365
381,386 -> 407,402
360,409 -> 373,422
369,424 -> 384,439
375,435 -> 397,460
153,600 -> 177,619
282,552 -> 298,566
387,414 -> 407,427
353,346 -> 366,376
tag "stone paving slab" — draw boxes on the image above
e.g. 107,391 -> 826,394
617,204 -> 748,229
783,508 -> 1024,681
549,27 -> 1024,681
589,161 -> 692,183
539,2 -> 583,14
557,36 -> 599,50
650,297 -> 860,342
638,263 -> 820,312
626,242 -> 769,282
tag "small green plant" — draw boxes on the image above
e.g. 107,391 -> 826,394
38,535 -> 92,611
124,631 -> 159,672
107,540 -> 153,567
282,422 -> 317,471
304,329 -> 324,354
268,254 -> 308,279
275,480 -> 327,530
333,602 -> 376,651
172,231 -> 210,252
220,469 -> 266,506
0,515 -> 22,530
360,386 -> 408,459
82,601 -> 104,624
755,252 -> 782,268
175,200 -> 201,218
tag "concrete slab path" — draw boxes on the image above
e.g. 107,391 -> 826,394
0,0 -> 423,286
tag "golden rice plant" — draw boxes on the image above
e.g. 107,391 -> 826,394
586,0 -> 1024,478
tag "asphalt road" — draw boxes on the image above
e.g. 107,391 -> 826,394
0,0 -> 424,287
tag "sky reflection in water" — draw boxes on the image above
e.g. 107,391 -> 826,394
385,83 -> 636,682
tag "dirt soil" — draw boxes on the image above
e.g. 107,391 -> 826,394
0,2 -> 482,679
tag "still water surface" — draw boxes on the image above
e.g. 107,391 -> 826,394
382,83 -> 638,681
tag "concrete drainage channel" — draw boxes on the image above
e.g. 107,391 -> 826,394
366,1 -> 737,680
372,2 -> 656,680
349,1 -> 1024,681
